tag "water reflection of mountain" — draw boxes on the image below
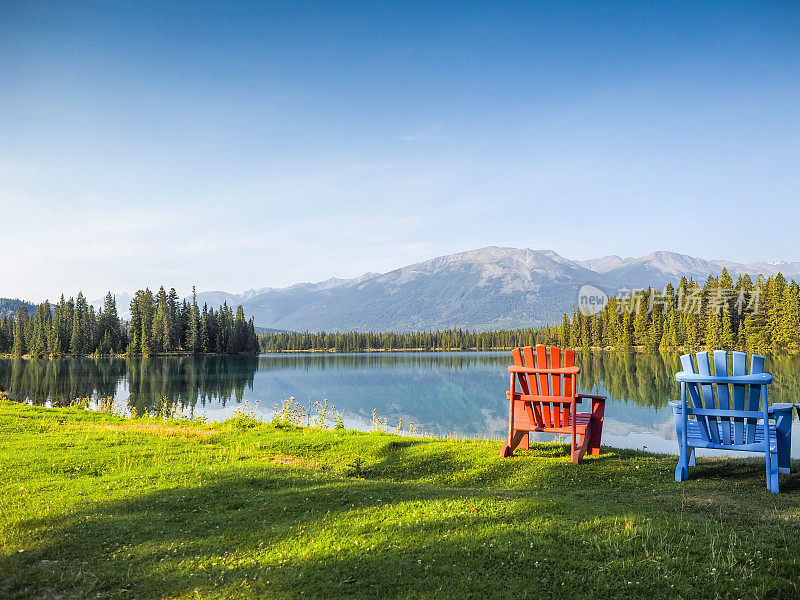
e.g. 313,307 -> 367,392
255,352 -> 683,411
252,352 -> 688,436
255,353 -> 511,437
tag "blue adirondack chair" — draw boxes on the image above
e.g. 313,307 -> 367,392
670,350 -> 794,494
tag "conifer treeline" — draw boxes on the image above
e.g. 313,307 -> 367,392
0,287 -> 259,357
259,329 -> 539,353
542,270 -> 800,351
258,270 -> 800,353
6,269 -> 796,356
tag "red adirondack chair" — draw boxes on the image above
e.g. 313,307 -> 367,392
500,345 -> 606,464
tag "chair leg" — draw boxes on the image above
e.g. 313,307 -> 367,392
767,456 -> 780,494
675,443 -> 690,482
588,400 -> 605,456
571,430 -> 591,465
499,442 -> 513,458
776,410 -> 791,474
500,430 -> 528,458
673,403 -> 689,482
767,440 -> 780,494
689,448 -> 696,467
571,435 -> 580,465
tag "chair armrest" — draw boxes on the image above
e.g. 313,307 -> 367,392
768,403 -> 794,414
675,371 -> 773,384
576,393 -> 605,402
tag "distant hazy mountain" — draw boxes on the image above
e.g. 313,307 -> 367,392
597,251 -> 726,288
89,293 -> 134,320
0,298 -> 37,318
194,247 -> 609,331
93,247 -> 800,332
710,259 -> 800,279
575,255 -> 628,273
578,252 -> 800,289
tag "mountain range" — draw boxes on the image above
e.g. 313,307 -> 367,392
179,247 -> 800,332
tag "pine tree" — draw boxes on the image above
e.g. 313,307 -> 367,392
199,304 -> 210,352
128,289 -> 156,355
765,274 -> 787,348
128,293 -> 143,354
233,305 -> 248,353
97,292 -> 123,353
560,314 -> 570,347
744,276 -> 768,349
620,311 -> 633,350
188,287 -> 200,353
705,312 -> 722,349
168,288 -> 181,350
87,305 -> 99,353
50,295 -> 67,355
633,295 -> 648,348
721,310 -> 735,350
30,301 -> 51,357
776,281 -> 800,350
151,286 -> 173,353
69,293 -> 89,355
12,306 -> 29,356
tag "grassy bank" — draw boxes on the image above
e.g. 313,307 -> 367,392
2,401 -> 800,599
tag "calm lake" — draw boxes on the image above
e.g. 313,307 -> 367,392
4,351 -> 800,456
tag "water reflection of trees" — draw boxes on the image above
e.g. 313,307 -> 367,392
2,351 -> 798,423
254,352 -> 685,432
126,356 -> 258,414
577,352 -> 682,411
753,353 -> 800,405
0,356 -> 259,413
257,352 -> 508,372
578,351 -> 800,411
0,358 -> 126,406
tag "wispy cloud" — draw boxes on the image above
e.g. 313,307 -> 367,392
395,122 -> 445,143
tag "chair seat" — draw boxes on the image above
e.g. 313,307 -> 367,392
685,419 -> 777,451
526,411 -> 591,434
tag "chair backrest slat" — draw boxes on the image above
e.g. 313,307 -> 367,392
517,346 -> 545,426
535,345 -> 552,427
680,354 -> 711,441
563,349 -> 575,427
713,350 -> 733,444
731,351 -> 747,444
746,354 -> 765,443
550,346 -> 562,427
514,347 -> 530,394
695,352 -> 722,444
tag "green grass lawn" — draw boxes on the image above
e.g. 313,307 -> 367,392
2,400 -> 800,599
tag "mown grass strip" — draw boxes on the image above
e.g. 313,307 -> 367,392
1,400 -> 800,599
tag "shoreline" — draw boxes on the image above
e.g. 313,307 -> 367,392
0,351 -> 261,360
4,346 -> 799,359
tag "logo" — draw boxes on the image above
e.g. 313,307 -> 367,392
577,284 -> 609,316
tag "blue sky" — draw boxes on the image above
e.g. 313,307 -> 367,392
2,1 -> 799,301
